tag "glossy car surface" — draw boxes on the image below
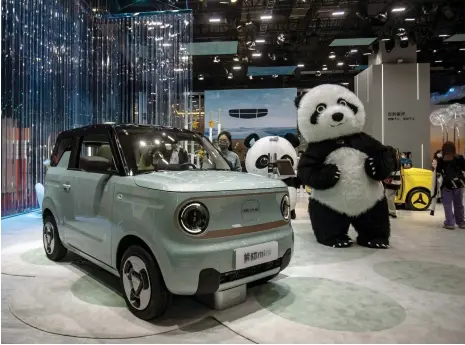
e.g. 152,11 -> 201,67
42,124 -> 293,320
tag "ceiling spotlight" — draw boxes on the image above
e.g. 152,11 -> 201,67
252,52 -> 262,57
277,33 -> 287,44
268,53 -> 276,61
233,66 -> 241,70
297,64 -> 304,68
341,82 -> 349,85
255,39 -> 265,43
381,38 -> 391,41
435,60 -> 443,63
322,67 -> 328,71
261,15 -> 272,20
332,11 -> 345,16
227,73 -> 233,79
460,48 -> 465,51
213,56 -> 220,63
209,18 -> 221,23
231,0 -> 237,2
198,74 -> 204,80
364,52 -> 372,55
416,49 -> 421,52
249,75 -> 253,79
439,34 -> 449,37
315,71 -> 321,77
433,49 -> 437,53
350,49 -> 358,53
401,36 -> 408,41
329,53 -> 336,59
397,28 -> 406,36
272,74 -> 278,78
247,41 -> 256,50
337,62 -> 344,66
392,7 -> 406,12
233,55 -> 240,62
405,18 -> 415,21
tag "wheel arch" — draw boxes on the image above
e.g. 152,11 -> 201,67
116,235 -> 158,272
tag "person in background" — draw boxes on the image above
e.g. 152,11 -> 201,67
432,141 -> 465,229
217,131 -> 242,171
400,152 -> 412,168
383,148 -> 402,218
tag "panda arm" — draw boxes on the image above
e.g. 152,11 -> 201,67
297,144 -> 340,190
357,133 -> 396,181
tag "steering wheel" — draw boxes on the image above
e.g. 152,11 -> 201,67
180,162 -> 197,169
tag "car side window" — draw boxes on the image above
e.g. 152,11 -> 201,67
51,137 -> 72,167
77,133 -> 117,173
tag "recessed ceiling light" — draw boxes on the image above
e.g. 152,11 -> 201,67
416,50 -> 421,52
405,18 -> 415,21
322,67 -> 328,71
233,66 -> 241,70
198,74 -> 204,81
337,62 -> 344,66
228,74 -> 233,79
272,74 -> 278,78
249,75 -> 253,79
252,52 -> 262,57
350,49 -> 358,53
433,49 -> 437,53
260,15 -> 272,20
255,39 -> 265,43
342,82 -> 349,85
332,11 -> 345,16
401,36 -> 408,41
460,48 -> 465,51
329,53 -> 336,59
231,0 -> 237,3
364,52 -> 372,55
219,1 -> 228,3
381,38 -> 391,41
439,34 -> 449,37
391,7 -> 406,12
435,60 -> 443,63
209,18 -> 221,23
297,64 -> 304,67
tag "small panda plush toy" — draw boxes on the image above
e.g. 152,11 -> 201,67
296,84 -> 396,249
244,133 -> 300,219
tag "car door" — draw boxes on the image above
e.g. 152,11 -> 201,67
63,129 -> 119,266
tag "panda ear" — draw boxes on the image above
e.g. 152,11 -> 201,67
284,133 -> 300,148
244,133 -> 260,148
294,92 -> 307,109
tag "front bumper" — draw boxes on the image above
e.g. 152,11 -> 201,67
159,224 -> 294,295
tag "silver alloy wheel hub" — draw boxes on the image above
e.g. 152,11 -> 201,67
43,222 -> 55,255
122,256 -> 151,310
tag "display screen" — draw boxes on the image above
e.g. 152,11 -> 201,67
276,159 -> 295,177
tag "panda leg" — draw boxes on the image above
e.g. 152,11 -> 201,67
351,198 -> 391,249
291,209 -> 296,220
309,199 -> 352,248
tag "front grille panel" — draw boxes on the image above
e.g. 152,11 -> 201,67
219,257 -> 282,284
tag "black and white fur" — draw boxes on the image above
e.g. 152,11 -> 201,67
296,84 -> 396,249
244,133 -> 300,219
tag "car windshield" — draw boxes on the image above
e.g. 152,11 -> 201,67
116,127 -> 231,175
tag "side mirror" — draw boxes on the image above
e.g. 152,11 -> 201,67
80,156 -> 112,173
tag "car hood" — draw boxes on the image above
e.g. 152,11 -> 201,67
132,170 -> 286,192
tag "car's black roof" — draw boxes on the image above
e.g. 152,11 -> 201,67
58,124 -> 198,137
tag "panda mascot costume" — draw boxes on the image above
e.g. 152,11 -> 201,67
244,133 -> 300,219
296,84 -> 396,249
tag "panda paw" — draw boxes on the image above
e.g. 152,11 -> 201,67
365,157 -> 390,181
331,236 -> 354,248
357,238 -> 390,249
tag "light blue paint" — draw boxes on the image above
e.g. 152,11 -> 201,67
330,38 -> 378,46
248,66 -> 297,76
187,41 -> 238,56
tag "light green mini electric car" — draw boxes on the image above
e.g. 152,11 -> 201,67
42,124 -> 293,320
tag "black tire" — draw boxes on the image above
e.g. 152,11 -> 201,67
119,245 -> 171,320
406,188 -> 432,211
43,215 -> 67,261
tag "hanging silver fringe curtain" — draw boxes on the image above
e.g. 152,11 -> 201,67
1,0 -> 192,216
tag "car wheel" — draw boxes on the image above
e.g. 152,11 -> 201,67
43,215 -> 67,261
406,188 -> 431,211
120,245 -> 171,320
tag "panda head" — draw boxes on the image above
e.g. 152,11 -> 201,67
244,133 -> 299,176
295,84 -> 365,143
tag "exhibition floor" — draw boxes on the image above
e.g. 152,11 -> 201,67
2,194 -> 465,343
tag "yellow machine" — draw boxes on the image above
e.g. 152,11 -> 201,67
304,167 -> 433,212
395,167 -> 433,211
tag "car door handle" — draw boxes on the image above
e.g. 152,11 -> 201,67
63,183 -> 71,192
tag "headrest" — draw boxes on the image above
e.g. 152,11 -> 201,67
80,156 -> 111,172
97,145 -> 113,161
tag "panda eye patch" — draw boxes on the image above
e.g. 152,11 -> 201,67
255,155 -> 269,169
337,97 -> 358,114
316,104 -> 326,113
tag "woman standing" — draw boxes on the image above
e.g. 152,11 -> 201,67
217,131 -> 242,171
433,141 -> 465,229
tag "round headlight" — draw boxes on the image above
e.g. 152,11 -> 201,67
281,194 -> 290,221
179,202 -> 210,235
